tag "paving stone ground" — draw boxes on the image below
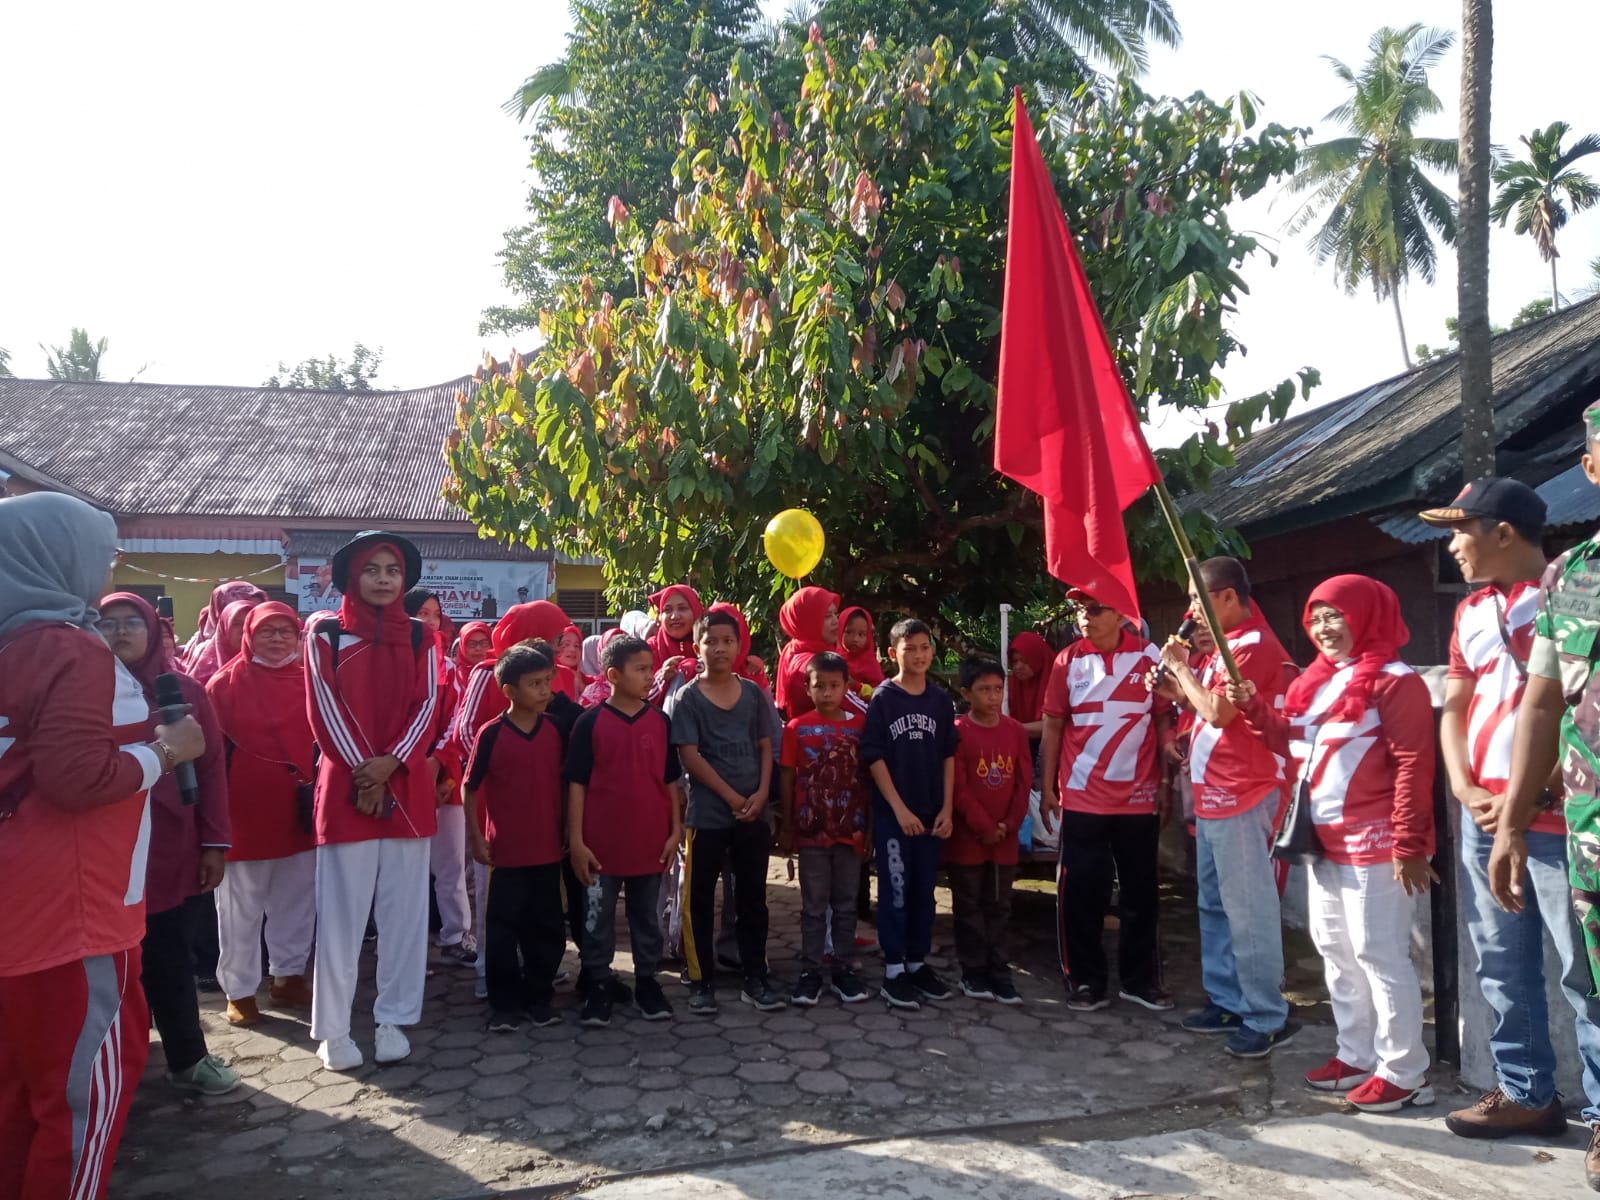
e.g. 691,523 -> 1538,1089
115,865 -> 1336,1199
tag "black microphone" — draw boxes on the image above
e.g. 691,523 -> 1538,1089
153,672 -> 200,806
1152,617 -> 1200,687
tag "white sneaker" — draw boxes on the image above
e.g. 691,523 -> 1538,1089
374,1023 -> 411,1063
317,1036 -> 363,1072
474,977 -> 488,1000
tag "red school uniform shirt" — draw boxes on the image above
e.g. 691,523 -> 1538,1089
946,714 -> 1032,865
1448,581 -> 1562,835
1043,632 -> 1165,815
565,701 -> 682,877
780,709 -> 868,852
465,712 -> 566,868
1189,619 -> 1291,819
1288,661 -> 1436,865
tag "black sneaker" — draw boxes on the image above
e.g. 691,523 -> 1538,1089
527,1005 -> 561,1028
907,964 -> 951,1001
687,981 -> 719,1017
580,989 -> 613,1028
1119,984 -> 1175,1012
1225,1021 -> 1300,1059
607,976 -> 634,1006
831,966 -> 869,1003
959,974 -> 995,1001
1065,984 -> 1110,1012
880,974 -> 922,1010
741,976 -> 788,1012
790,971 -> 824,1007
990,977 -> 1023,1005
487,1010 -> 524,1032
634,976 -> 673,1021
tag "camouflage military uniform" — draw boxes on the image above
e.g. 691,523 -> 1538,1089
1531,539 -> 1600,993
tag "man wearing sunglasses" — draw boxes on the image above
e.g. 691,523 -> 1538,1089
1151,557 -> 1297,1059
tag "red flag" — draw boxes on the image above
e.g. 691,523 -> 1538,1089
993,91 -> 1161,620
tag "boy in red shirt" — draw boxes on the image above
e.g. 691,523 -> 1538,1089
464,646 -> 568,1032
946,658 -> 1032,1004
779,652 -> 870,1006
568,636 -> 683,1027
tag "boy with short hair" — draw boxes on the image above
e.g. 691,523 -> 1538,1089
463,645 -> 567,1032
861,618 -> 958,1009
673,609 -> 786,1016
779,652 -> 870,1005
567,636 -> 682,1027
946,658 -> 1032,1004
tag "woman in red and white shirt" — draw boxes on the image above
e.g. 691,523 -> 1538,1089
1250,575 -> 1437,1112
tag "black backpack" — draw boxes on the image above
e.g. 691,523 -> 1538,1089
313,614 -> 427,669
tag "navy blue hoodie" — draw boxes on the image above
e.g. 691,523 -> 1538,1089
860,678 -> 959,820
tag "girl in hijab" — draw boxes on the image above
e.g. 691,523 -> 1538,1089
206,603 -> 318,1027
579,628 -> 629,707
98,590 -> 240,1096
710,601 -> 772,693
1007,631 -> 1055,739
216,599 -> 257,670
1232,575 -> 1437,1112
182,581 -> 268,683
557,623 -> 585,681
304,532 -> 441,1072
838,606 -> 884,693
647,585 -> 704,702
0,493 -> 207,1200
776,586 -> 841,718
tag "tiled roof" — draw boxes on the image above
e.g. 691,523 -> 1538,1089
1193,296 -> 1600,538
0,377 -> 475,523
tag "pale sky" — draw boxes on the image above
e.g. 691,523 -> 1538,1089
3,0 -> 1598,441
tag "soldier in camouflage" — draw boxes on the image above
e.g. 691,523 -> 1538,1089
1493,402 -> 1600,1191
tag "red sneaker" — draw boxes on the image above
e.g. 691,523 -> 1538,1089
1304,1057 -> 1372,1093
853,934 -> 879,950
1346,1075 -> 1435,1113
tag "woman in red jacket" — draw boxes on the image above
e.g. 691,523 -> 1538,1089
99,591 -> 239,1097
305,532 -> 440,1072
206,603 -> 317,1026
776,586 -> 841,718
1240,575 -> 1438,1113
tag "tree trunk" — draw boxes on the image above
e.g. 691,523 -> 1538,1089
1391,285 -> 1413,369
1553,256 -> 1561,311
1456,0 -> 1497,481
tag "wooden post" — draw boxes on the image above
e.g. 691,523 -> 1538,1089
1150,477 -> 1242,685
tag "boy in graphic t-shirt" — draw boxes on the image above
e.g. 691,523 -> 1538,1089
779,652 -> 870,1006
860,618 -> 959,1010
567,636 -> 683,1028
946,658 -> 1032,1005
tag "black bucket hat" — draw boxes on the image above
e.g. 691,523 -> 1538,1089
331,531 -> 423,594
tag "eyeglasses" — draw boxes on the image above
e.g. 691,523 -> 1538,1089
97,617 -> 147,635
1082,605 -> 1110,618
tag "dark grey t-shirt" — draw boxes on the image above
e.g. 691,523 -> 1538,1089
670,678 -> 773,830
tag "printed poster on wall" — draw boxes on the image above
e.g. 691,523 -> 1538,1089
288,557 -> 551,620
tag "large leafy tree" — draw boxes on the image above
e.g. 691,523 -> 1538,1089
262,344 -> 384,391
1491,121 -> 1600,310
1288,24 -> 1460,369
41,328 -> 109,381
449,31 -> 1312,634
0,347 -> 11,378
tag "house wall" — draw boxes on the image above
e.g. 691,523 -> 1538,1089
111,552 -> 287,638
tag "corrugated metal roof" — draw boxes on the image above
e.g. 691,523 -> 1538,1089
1538,463 -> 1600,527
1193,297 -> 1600,534
285,530 -> 549,563
1373,513 -> 1450,544
0,377 -> 476,522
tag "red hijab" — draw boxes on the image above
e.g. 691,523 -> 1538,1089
838,606 -> 884,687
332,541 -> 427,749
217,600 -> 255,666
206,602 -> 314,777
1284,575 -> 1409,724
98,591 -> 173,695
777,586 -> 841,714
1007,631 -> 1054,724
453,620 -> 493,675
488,600 -> 577,697
648,585 -> 704,665
710,601 -> 771,692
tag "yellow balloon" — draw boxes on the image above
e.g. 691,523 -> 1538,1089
764,508 -> 825,578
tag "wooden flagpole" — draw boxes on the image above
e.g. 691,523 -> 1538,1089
1149,476 -> 1242,686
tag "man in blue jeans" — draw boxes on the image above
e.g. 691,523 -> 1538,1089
1425,479 -> 1600,1140
1152,558 -> 1296,1058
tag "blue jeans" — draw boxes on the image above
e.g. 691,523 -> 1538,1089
1196,798 -> 1288,1033
1462,819 -> 1600,1120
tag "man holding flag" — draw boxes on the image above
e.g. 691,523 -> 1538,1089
993,89 -> 1294,1055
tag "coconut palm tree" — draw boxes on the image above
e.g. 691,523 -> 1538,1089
1456,0 -> 1494,481
40,328 -> 108,382
1287,24 -> 1460,368
1490,121 -> 1600,309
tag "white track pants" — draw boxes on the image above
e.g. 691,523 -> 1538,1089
215,851 -> 317,1000
311,838 -> 430,1042
1309,858 -> 1430,1089
430,805 -> 471,947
